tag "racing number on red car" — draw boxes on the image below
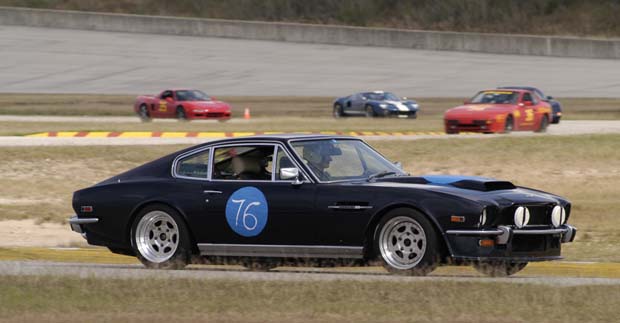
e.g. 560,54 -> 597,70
158,100 -> 167,112
525,109 -> 534,122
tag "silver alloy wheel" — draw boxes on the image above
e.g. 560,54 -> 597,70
379,216 -> 427,270
135,211 -> 180,263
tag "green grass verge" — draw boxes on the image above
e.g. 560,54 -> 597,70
0,274 -> 618,322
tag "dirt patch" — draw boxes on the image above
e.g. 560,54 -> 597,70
0,219 -> 87,247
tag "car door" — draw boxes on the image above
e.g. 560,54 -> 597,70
518,92 -> 537,130
173,143 -> 319,248
155,90 -> 174,117
350,93 -> 366,113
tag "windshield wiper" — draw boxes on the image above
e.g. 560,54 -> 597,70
367,171 -> 397,182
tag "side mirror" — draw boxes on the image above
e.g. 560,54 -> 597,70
546,96 -> 553,100
394,161 -> 403,170
280,167 -> 303,185
165,97 -> 173,102
523,101 -> 533,106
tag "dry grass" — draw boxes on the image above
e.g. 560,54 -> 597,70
0,134 -> 618,261
0,275 -> 619,323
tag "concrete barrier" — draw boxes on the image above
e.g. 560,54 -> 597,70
1,6 -> 619,59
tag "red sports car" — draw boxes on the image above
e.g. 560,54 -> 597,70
444,89 -> 553,134
134,89 -> 232,121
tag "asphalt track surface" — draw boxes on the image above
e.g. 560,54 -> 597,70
1,260 -> 619,286
2,26 -> 620,97
1,120 -> 618,146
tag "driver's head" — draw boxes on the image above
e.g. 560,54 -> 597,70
303,142 -> 336,170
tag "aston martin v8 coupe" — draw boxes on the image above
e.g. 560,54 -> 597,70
69,135 -> 576,276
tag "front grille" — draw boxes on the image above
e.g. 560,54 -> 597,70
496,204 -> 553,226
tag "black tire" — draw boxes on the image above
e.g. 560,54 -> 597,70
373,208 -> 439,276
333,104 -> 344,118
503,115 -> 514,133
536,115 -> 549,133
176,106 -> 187,120
130,204 -> 192,270
472,261 -> 528,277
365,105 -> 376,118
138,104 -> 151,122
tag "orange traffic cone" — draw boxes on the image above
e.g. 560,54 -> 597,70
244,108 -> 251,120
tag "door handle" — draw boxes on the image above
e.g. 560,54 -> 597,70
203,190 -> 223,194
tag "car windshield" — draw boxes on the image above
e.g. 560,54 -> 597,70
291,139 -> 405,182
470,91 -> 518,104
176,90 -> 211,102
363,92 -> 400,101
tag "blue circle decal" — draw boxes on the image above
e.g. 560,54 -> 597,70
225,187 -> 268,237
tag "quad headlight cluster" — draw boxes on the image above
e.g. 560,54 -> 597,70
478,208 -> 487,227
513,206 -> 530,228
551,205 -> 567,228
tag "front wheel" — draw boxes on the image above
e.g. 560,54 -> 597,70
374,209 -> 439,276
138,104 -> 151,122
536,115 -> 549,133
176,106 -> 188,120
472,261 -> 528,277
131,204 -> 191,270
365,105 -> 376,118
333,104 -> 344,118
503,115 -> 514,133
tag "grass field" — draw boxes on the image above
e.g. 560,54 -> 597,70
1,134 -> 618,262
0,275 -> 618,323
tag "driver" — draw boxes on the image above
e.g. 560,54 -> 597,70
302,142 -> 337,181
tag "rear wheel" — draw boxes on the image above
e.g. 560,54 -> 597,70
138,104 -> 151,122
503,115 -> 514,133
176,106 -> 187,120
536,115 -> 549,133
374,208 -> 439,276
333,104 -> 344,118
365,105 -> 376,118
131,204 -> 191,270
472,261 -> 528,277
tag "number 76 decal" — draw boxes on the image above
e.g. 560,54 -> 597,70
225,187 -> 268,237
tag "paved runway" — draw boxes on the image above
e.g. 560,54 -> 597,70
1,260 -> 619,286
1,26 -> 620,97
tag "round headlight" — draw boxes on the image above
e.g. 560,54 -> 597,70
551,205 -> 566,228
514,206 -> 530,228
479,208 -> 487,227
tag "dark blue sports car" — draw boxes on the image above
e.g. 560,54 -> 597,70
498,86 -> 562,123
69,135 -> 576,276
333,91 -> 419,118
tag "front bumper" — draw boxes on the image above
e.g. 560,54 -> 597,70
445,224 -> 577,261
69,215 -> 99,238
187,110 -> 231,119
444,119 -> 503,133
382,109 -> 417,118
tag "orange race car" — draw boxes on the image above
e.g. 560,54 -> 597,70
444,89 -> 553,134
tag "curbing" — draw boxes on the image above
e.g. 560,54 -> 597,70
0,6 -> 619,59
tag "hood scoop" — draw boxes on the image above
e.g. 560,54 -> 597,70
422,175 -> 515,191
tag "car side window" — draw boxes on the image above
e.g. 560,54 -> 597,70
522,92 -> 538,104
160,90 -> 173,100
274,147 -> 305,181
176,149 -> 210,179
212,145 -> 275,181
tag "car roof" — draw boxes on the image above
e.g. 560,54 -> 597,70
497,86 -> 537,91
198,134 -> 359,146
480,88 -> 528,93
